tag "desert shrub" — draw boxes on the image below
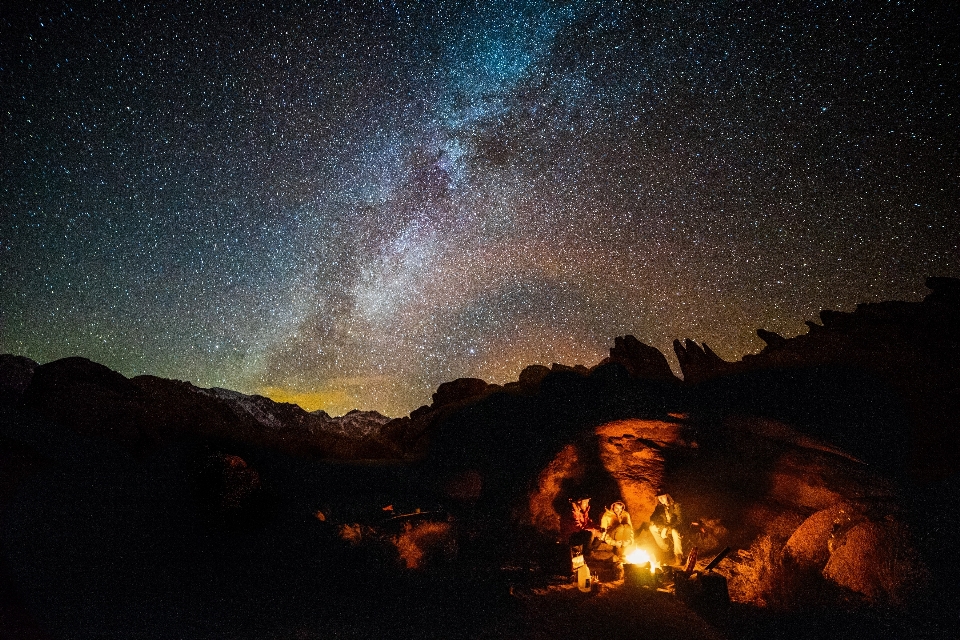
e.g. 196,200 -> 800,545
720,534 -> 780,607
339,523 -> 368,546
391,520 -> 457,570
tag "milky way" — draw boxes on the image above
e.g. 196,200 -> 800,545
2,1 -> 957,416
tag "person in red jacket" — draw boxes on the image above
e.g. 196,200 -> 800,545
572,497 -> 593,529
562,495 -> 600,575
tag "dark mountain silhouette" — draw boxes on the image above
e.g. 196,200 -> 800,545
6,356 -> 402,460
0,277 -> 958,640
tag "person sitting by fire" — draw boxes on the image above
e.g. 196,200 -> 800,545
649,493 -> 684,566
600,500 -> 634,577
561,495 -> 599,576
600,501 -> 633,546
563,496 -> 597,547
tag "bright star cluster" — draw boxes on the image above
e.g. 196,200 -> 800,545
2,1 -> 957,416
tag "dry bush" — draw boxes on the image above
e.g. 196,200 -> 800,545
339,523 -> 367,546
721,534 -> 780,607
391,520 -> 457,570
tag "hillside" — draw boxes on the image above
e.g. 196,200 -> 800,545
1,277 -> 957,639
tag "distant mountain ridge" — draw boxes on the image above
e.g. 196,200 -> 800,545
200,386 -> 393,440
0,356 -> 404,460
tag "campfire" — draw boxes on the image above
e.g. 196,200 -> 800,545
622,546 -> 661,589
624,546 -> 659,573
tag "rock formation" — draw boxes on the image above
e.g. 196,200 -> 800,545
432,377 -> 496,408
523,412 -> 930,609
701,416 -> 928,608
676,276 -> 960,480
608,335 -> 680,382
672,339 -> 736,384
525,416 -> 690,535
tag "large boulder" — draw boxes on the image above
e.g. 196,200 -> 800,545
517,364 -> 552,388
594,418 -> 691,521
784,502 -> 857,568
822,518 -> 928,605
431,378 -> 495,408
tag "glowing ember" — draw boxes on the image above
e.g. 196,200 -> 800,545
624,547 -> 659,573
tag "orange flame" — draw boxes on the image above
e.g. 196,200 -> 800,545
624,547 -> 659,573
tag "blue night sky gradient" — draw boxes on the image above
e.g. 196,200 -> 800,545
2,1 -> 958,416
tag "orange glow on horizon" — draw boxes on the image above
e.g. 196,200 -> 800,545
258,386 -> 351,413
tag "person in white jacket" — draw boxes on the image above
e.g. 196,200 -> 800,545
600,501 -> 634,575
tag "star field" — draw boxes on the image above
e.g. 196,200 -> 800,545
2,1 -> 958,416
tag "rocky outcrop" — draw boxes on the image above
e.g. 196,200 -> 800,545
699,416 -> 926,608
524,416 -> 693,536
432,377 -> 497,408
783,501 -> 928,607
517,364 -> 552,388
673,339 -> 738,384
524,411 -> 929,609
608,335 -> 679,382
679,277 -> 960,480
821,518 -> 928,606
393,359 -> 683,516
502,363 -> 591,395
756,328 -> 787,348
370,377 -> 504,460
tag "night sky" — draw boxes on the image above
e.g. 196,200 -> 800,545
2,1 -> 957,417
